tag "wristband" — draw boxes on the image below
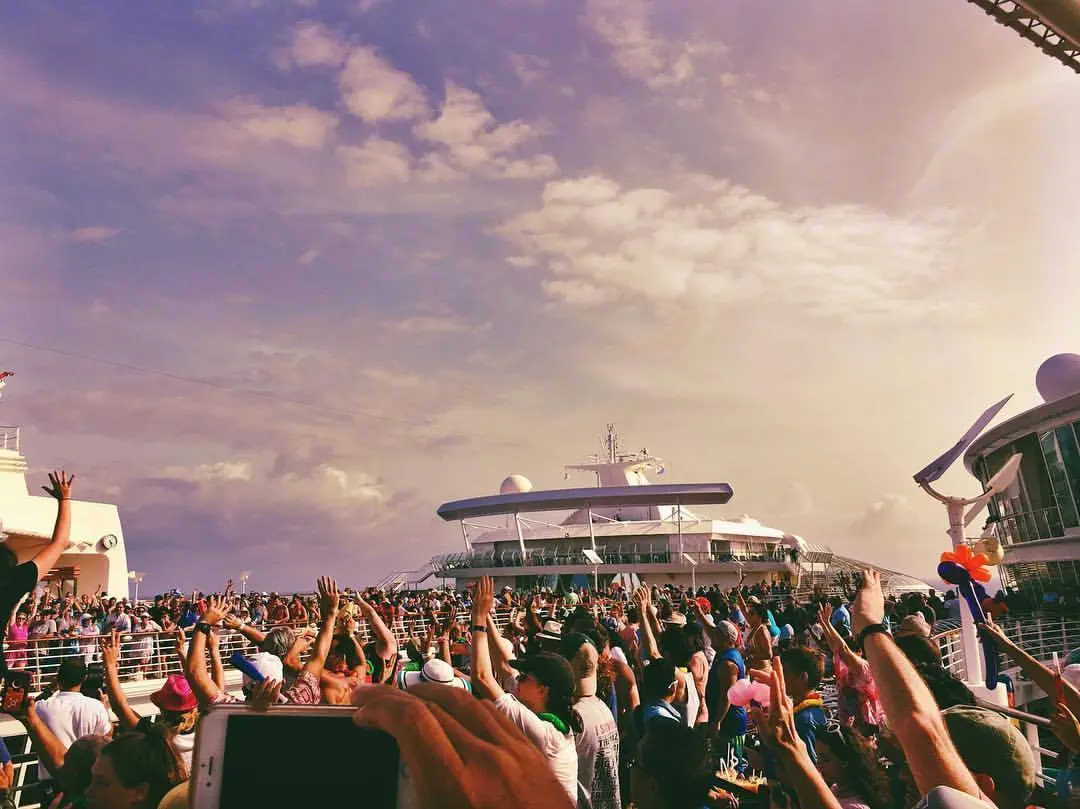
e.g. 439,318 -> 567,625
471,625 -> 487,633
195,622 -> 213,635
856,623 -> 889,648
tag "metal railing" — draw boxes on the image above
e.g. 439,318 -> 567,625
932,612 -> 1080,681
0,426 -> 20,454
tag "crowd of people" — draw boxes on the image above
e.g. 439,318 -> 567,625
0,472 -> 1078,809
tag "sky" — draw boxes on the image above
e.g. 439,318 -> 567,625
2,0 -> 1078,594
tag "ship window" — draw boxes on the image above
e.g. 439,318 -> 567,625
1040,431 -> 1079,529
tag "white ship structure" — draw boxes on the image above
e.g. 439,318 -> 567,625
382,425 -> 929,596
0,425 -> 130,598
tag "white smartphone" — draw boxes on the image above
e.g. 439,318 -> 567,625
190,703 -> 418,809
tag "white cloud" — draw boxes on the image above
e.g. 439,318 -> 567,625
339,46 -> 429,123
68,226 -> 121,244
581,0 -> 722,90
164,461 -> 254,482
286,22 -> 349,69
224,101 -> 338,149
497,172 -> 966,319
337,137 -> 412,185
413,83 -> 558,181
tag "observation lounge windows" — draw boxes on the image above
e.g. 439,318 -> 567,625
1040,431 -> 1079,529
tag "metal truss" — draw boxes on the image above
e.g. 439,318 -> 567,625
966,0 -> 1080,73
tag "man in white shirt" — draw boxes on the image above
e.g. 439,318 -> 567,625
34,657 -> 112,778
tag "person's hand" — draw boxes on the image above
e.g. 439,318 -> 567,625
318,577 -> 341,617
472,577 -> 495,621
817,603 -> 833,626
201,594 -> 227,626
41,470 -> 75,501
222,613 -> 243,631
353,682 -> 574,809
977,616 -> 1008,646
172,626 -> 188,659
760,663 -> 809,762
0,759 -> 13,792
248,679 -> 282,711
100,630 -> 121,670
708,787 -> 739,809
850,569 -> 884,636
1050,703 -> 1080,753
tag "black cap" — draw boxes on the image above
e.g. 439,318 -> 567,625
509,652 -> 576,702
559,632 -> 596,662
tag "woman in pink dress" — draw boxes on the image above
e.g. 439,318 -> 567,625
818,604 -> 885,731
5,607 -> 31,670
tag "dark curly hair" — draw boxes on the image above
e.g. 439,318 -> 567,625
815,724 -> 893,809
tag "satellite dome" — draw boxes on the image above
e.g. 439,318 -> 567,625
1036,353 -> 1080,403
500,474 -> 533,495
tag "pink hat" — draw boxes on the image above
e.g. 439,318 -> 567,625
150,675 -> 197,713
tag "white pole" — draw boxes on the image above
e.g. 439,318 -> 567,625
514,513 -> 527,557
587,502 -> 596,551
945,498 -> 985,688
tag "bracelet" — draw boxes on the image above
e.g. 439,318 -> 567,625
195,622 -> 213,635
855,622 -> 889,648
471,625 -> 487,633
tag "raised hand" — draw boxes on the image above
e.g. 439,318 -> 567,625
201,594 -> 227,627
41,470 -> 75,501
353,683 -> 574,809
248,679 -> 283,712
172,626 -> 188,659
100,630 -> 121,670
471,576 -> 495,620
850,569 -> 884,636
761,663 -> 807,761
318,577 -> 341,617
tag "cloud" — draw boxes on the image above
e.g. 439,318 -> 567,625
339,45 -> 429,123
413,83 -> 558,181
497,172 -> 967,319
224,100 -> 338,149
68,226 -> 121,244
581,0 -> 724,91
284,22 -> 349,68
337,137 -> 413,185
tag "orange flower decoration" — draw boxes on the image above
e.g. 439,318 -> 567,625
940,544 -> 992,583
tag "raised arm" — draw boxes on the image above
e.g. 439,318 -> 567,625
101,630 -> 141,731
300,577 -> 341,682
852,570 -> 980,799
633,586 -> 660,662
470,577 -> 505,701
186,595 -> 227,705
981,618 -> 1080,717
818,604 -> 860,669
356,595 -> 398,662
30,472 -> 75,582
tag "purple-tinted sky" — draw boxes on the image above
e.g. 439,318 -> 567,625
2,0 -> 1078,593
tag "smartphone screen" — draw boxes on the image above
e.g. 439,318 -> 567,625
2,672 -> 30,715
216,713 -> 400,808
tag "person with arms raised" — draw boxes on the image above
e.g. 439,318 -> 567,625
0,471 -> 75,672
470,576 -> 580,805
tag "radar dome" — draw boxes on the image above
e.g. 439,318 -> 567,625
1036,353 -> 1080,403
500,474 -> 533,495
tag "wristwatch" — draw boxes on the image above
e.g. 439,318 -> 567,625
856,622 -> 889,648
195,622 -> 213,635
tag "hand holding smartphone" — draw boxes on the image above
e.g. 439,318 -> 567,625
1,671 -> 31,716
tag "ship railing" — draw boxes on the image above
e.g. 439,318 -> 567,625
0,611 -> 518,685
431,546 -> 797,572
992,506 -> 1067,546
0,426 -> 19,453
932,612 -> 1080,682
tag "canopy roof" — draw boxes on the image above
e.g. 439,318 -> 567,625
436,483 -> 734,522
